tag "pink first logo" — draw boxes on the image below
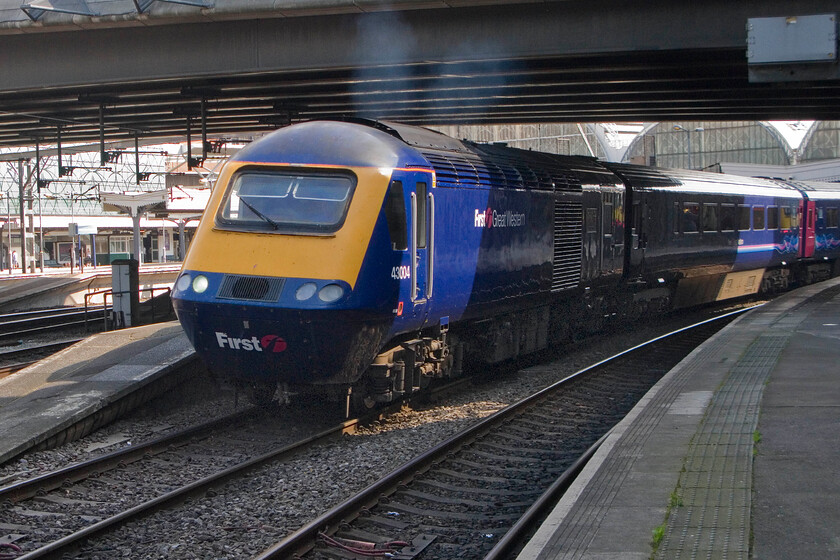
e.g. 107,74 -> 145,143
260,335 -> 288,353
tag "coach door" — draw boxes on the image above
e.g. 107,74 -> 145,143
628,193 -> 647,271
409,173 -> 434,322
801,199 -> 816,258
602,190 -> 624,274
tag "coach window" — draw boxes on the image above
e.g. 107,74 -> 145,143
780,206 -> 794,230
790,205 -> 800,228
738,204 -> 751,230
416,182 -> 427,248
766,206 -> 779,230
683,202 -> 700,233
753,206 -> 765,230
720,204 -> 736,232
385,180 -> 407,250
701,203 -> 719,232
827,207 -> 839,228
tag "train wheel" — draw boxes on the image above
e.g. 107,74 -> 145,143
245,381 -> 277,407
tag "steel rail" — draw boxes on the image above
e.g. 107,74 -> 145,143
254,307 -> 753,559
0,339 -> 83,378
0,307 -> 106,341
0,361 -> 34,378
0,306 -> 105,322
12,405 -> 396,560
481,431 -> 611,560
0,338 -> 82,360
0,407 -> 258,505
0,318 -> 92,340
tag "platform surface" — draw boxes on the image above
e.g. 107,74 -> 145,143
517,277 -> 840,560
0,321 -> 195,465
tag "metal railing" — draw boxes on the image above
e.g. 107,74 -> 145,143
84,290 -> 113,332
84,286 -> 173,331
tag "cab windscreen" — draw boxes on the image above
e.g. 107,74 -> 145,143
216,170 -> 356,234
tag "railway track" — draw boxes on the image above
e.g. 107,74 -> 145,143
0,292 -> 172,343
258,311 -> 746,560
0,307 -> 107,342
0,398 -> 399,559
0,308 -> 747,559
0,340 -> 83,379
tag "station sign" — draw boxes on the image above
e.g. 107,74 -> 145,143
68,223 -> 97,235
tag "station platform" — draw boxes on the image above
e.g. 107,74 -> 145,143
0,321 -> 197,465
517,277 -> 840,559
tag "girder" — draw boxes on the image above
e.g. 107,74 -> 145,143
0,0 -> 837,148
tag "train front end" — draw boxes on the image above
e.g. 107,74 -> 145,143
171,121 -> 420,401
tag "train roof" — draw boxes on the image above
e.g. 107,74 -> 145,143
230,120 -> 834,202
786,180 -> 840,200
230,119 -> 429,169
606,162 -> 801,198
229,119 -> 619,192
381,120 -> 620,192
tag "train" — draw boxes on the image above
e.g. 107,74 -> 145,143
171,119 -> 840,410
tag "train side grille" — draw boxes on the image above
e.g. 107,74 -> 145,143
553,198 -> 582,291
217,275 -> 285,302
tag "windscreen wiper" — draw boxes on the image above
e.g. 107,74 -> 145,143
238,197 -> 281,230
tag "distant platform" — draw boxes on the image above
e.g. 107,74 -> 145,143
0,263 -> 181,311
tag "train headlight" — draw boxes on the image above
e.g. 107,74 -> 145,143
295,282 -> 318,301
192,275 -> 209,294
318,283 -> 344,303
176,273 -> 191,292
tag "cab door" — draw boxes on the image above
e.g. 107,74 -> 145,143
409,173 -> 434,323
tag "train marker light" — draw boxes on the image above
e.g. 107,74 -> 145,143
192,275 -> 209,294
318,283 -> 344,302
176,274 -> 191,292
295,282 -> 318,301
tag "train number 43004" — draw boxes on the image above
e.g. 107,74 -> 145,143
391,265 -> 410,280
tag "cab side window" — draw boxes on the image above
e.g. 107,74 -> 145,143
385,180 -> 407,250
